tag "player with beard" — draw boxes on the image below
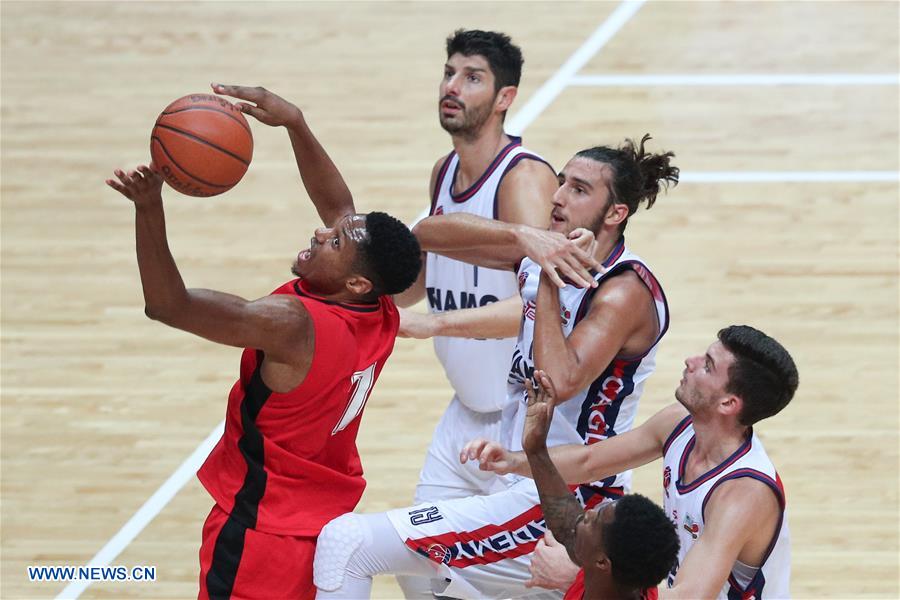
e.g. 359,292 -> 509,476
107,85 -> 422,600
395,32 -> 559,535
467,326 -> 797,599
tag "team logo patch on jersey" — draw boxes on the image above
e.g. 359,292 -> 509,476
683,514 -> 700,539
663,466 -> 672,496
560,307 -> 571,326
434,205 -> 444,215
421,543 -> 452,564
518,270 -> 528,290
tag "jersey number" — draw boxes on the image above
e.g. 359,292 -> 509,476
332,363 -> 377,435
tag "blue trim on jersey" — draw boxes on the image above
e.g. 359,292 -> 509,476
676,431 -> 753,493
430,152 -> 455,215
450,137 -> 522,202
602,238 -> 626,268
663,415 -> 693,456
712,469 -> 785,599
491,153 -> 555,219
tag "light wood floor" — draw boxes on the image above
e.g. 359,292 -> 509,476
1,1 -> 897,598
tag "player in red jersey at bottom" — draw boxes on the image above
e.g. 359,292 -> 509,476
522,370 -> 679,600
105,86 -> 422,600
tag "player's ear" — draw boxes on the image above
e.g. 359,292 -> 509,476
495,85 -> 517,113
604,202 -> 629,227
719,393 -> 742,418
346,274 -> 374,297
594,552 -> 612,574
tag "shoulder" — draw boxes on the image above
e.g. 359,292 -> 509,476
705,475 -> 781,523
499,155 -> 557,191
588,269 -> 653,314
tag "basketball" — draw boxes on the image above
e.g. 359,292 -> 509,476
150,94 -> 253,197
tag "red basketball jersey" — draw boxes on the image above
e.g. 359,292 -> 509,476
198,278 -> 399,536
564,570 -> 659,600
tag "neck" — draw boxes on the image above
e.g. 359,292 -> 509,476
592,230 -> 623,266
583,573 -> 642,600
688,415 -> 750,469
299,279 -> 376,305
451,122 -> 510,188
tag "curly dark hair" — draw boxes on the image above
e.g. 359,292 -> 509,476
576,135 -> 679,233
718,325 -> 799,426
603,494 -> 679,589
355,211 -> 421,297
446,29 -> 524,91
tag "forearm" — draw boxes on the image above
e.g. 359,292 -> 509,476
533,275 -> 580,398
134,203 -> 188,318
433,295 -> 521,339
526,446 -> 582,552
413,214 -> 524,269
285,116 -> 354,226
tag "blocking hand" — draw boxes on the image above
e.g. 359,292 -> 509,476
212,83 -> 303,128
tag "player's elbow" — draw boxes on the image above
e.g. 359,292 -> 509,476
144,302 -> 176,324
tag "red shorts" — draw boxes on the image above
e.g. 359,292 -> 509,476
198,504 -> 316,600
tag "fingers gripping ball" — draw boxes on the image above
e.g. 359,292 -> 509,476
150,94 -> 253,197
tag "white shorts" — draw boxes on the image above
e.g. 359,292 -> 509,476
414,395 -> 508,503
388,477 -> 623,599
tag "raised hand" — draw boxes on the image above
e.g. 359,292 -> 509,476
522,370 -> 557,454
460,438 -> 523,475
517,227 -> 600,289
212,83 -> 303,128
106,164 -> 163,208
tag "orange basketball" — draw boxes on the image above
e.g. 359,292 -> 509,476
150,94 -> 253,197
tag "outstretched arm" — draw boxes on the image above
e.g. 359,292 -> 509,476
522,371 -> 585,563
106,166 -> 312,367
462,403 -> 686,484
398,295 -> 522,340
212,84 -> 354,227
414,214 -> 599,288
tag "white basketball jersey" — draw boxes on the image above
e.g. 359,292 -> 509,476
426,138 -> 553,413
506,240 -> 669,494
662,417 -> 791,599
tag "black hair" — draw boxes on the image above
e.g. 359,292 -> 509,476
718,325 -> 799,426
356,212 -> 422,297
446,29 -> 523,91
576,135 -> 679,233
603,494 -> 680,589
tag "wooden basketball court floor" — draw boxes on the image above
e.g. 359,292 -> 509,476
2,1 -> 897,598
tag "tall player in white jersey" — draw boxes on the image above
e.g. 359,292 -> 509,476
313,137 -> 678,599
470,325 -> 798,599
396,29 -> 558,506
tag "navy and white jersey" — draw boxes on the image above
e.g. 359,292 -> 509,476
505,239 -> 669,493
426,137 -> 553,413
663,417 -> 791,599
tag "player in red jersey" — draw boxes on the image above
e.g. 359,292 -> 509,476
521,370 -> 679,600
106,86 -> 422,600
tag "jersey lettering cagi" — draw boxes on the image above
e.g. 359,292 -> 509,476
506,239 -> 669,495
426,137 -> 553,413
662,416 -> 791,599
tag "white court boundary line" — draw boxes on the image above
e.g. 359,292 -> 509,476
56,421 -> 225,600
681,171 -> 899,183
57,4 -> 646,599
507,0 -> 645,134
570,73 -> 900,86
